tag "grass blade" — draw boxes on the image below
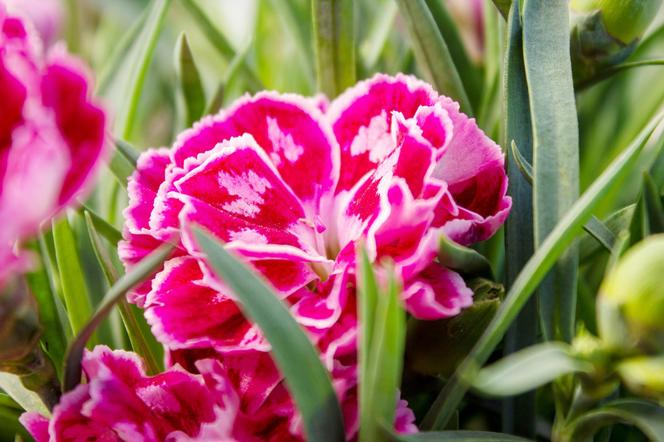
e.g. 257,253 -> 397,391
114,139 -> 140,168
51,216 -> 94,340
83,212 -> 163,375
193,227 -> 345,441
114,0 -> 172,139
389,430 -> 530,441
312,0 -> 356,97
643,172 -> 664,233
523,0 -> 580,343
0,374 -> 49,415
395,0 -> 472,114
421,111 -> 663,430
472,343 -> 591,397
79,204 -> 123,246
175,33 -> 206,128
181,0 -> 263,92
63,244 -> 172,392
502,3 -> 537,437
583,216 -> 617,252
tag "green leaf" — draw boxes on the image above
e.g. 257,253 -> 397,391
114,0 -> 172,139
361,261 -> 406,442
114,139 -> 140,168
394,0 -> 472,114
175,33 -> 206,127
52,216 -> 95,340
421,110 -> 663,430
359,1 -> 397,71
79,204 -> 123,246
193,227 -> 345,441
438,235 -> 493,278
510,141 -> 533,185
491,0 -> 512,18
181,0 -> 263,92
83,212 -> 163,375
358,246 -> 379,441
312,0 -> 356,98
567,399 -> 664,442
579,205 -> 635,261
388,430 -> 529,441
24,241 -> 67,377
502,3 -> 536,435
582,216 -> 617,252
205,44 -> 251,116
63,244 -> 172,392
523,0 -> 580,343
643,172 -> 664,234
472,343 -> 592,397
576,59 -> 664,90
0,373 -> 49,415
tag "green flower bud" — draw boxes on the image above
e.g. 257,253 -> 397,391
569,0 -> 662,84
572,329 -> 620,399
0,276 -> 60,409
571,0 -> 662,44
598,235 -> 664,355
618,356 -> 664,399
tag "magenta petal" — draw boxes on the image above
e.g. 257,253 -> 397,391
19,412 -> 50,442
172,92 -> 338,214
403,263 -> 473,319
327,73 -> 438,191
125,148 -> 171,233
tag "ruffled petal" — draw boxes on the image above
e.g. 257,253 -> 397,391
327,73 -> 438,191
172,92 -> 338,215
403,263 -> 473,319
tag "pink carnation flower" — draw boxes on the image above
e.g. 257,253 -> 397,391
21,346 -> 245,442
119,73 -> 510,439
0,5 -> 106,280
3,0 -> 62,47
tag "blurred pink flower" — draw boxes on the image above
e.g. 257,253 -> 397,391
0,5 -> 106,280
446,0 -> 485,62
3,0 -> 62,47
118,73 -> 509,439
20,346 -> 244,442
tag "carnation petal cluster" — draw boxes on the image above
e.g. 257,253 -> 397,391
0,5 -> 106,282
115,73 -> 510,439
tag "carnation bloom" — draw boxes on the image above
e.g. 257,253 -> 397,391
3,0 -> 62,47
21,346 -> 245,442
0,5 -> 106,280
119,74 -> 510,439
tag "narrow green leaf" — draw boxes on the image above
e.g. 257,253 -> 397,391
510,141 -> 533,185
472,343 -> 592,397
205,44 -> 251,116
438,235 -> 493,278
388,430 -> 529,441
96,8 -> 149,96
79,204 -> 123,246
358,246 -> 379,441
491,0 -> 512,18
643,172 -> 664,233
193,228 -> 345,441
502,3 -> 536,436
0,373 -> 49,415
312,0 -> 356,97
108,151 -> 134,188
181,0 -> 263,91
83,212 -> 163,375
63,244 -> 172,392
175,33 -> 206,127
362,267 -> 406,442
52,216 -> 94,339
269,0 -> 315,88
424,0 -> 482,107
567,400 -> 664,442
114,0 -> 172,139
523,0 -> 579,343
579,205 -> 635,261
576,59 -> 664,90
24,242 -> 67,377
582,216 -> 616,252
421,112 -> 663,430
359,1 -> 397,71
114,139 -> 140,168
395,0 -> 472,114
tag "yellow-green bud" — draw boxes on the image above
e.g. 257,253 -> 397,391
598,235 -> 664,355
571,0 -> 662,44
618,356 -> 664,399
